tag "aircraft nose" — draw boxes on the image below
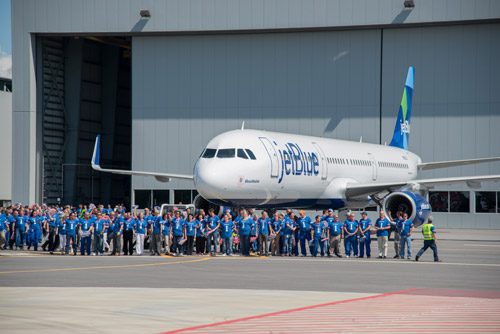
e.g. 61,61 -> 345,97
194,160 -> 224,199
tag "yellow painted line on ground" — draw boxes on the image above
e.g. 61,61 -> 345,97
0,257 -> 211,274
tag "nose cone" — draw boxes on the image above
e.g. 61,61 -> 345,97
194,159 -> 225,200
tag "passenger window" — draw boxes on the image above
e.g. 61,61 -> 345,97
217,149 -> 235,158
245,149 -> 257,160
202,148 -> 217,159
237,149 -> 248,159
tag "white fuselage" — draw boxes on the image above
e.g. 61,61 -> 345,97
194,129 -> 421,209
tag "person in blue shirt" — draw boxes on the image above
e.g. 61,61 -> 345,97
42,209 -> 58,254
195,213 -> 207,255
7,210 -> 19,250
237,208 -> 254,256
109,212 -> 123,256
65,212 -> 78,255
375,210 -> 391,258
121,212 -> 135,256
269,212 -> 282,256
27,211 -> 42,251
78,212 -> 94,255
13,210 -> 28,250
297,210 -> 312,257
170,210 -> 185,256
389,211 -> 403,259
206,209 -> 220,256
92,212 -> 108,256
343,213 -> 359,258
257,211 -> 270,256
134,212 -> 148,256
150,212 -> 162,256
57,214 -> 67,254
0,210 -> 9,250
398,212 -> 414,260
311,215 -> 326,257
282,213 -> 296,256
184,214 -> 197,255
327,214 -> 344,258
358,212 -> 372,258
220,214 -> 234,256
160,213 -> 171,255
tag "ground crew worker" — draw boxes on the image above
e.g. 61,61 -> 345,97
398,212 -> 414,260
343,213 -> 359,258
257,211 -> 270,256
269,212 -> 282,256
311,215 -> 325,257
388,211 -> 403,258
78,212 -> 94,255
134,213 -> 148,256
358,212 -> 372,258
327,214 -> 343,258
415,216 -> 442,262
206,209 -> 220,256
64,212 -> 78,255
237,208 -> 253,256
297,210 -> 312,257
375,210 -> 391,258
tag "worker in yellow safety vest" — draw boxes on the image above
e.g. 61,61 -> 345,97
415,217 -> 441,262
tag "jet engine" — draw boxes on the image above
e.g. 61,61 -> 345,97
193,194 -> 224,216
384,191 -> 431,227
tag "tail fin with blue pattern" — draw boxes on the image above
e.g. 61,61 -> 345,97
389,66 -> 414,150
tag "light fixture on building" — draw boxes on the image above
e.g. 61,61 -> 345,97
404,0 -> 415,9
140,10 -> 151,18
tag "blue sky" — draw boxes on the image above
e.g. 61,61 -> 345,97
0,0 -> 11,78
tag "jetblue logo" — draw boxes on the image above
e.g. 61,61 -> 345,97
400,120 -> 410,135
277,142 -> 319,184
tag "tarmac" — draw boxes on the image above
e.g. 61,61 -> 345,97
1,228 -> 499,333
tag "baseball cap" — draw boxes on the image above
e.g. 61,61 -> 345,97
328,208 -> 333,212
362,211 -> 367,215
299,210 -> 305,214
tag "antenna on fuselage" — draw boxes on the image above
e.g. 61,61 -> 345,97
241,121 -> 245,131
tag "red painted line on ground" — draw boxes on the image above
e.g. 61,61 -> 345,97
159,288 -> 419,334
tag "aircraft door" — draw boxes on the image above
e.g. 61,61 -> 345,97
259,137 -> 279,178
312,142 -> 327,180
368,153 -> 377,181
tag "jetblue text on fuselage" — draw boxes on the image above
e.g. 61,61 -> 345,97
276,142 -> 319,184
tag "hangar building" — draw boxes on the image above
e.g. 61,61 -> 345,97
12,0 -> 500,228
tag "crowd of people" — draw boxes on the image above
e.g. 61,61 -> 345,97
0,203 -> 440,261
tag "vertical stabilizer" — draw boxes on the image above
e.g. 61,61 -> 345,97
389,67 -> 414,150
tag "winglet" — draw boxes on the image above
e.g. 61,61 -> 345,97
389,66 -> 414,150
91,135 -> 101,170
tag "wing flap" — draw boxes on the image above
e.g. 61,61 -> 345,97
418,157 -> 500,170
346,175 -> 500,199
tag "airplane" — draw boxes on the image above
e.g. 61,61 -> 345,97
91,67 -> 500,227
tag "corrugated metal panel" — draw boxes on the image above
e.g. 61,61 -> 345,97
41,37 -> 66,204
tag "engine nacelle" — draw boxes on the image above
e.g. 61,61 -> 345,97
384,191 -> 431,227
193,194 -> 225,216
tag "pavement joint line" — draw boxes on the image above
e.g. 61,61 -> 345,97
0,257 -> 211,274
2,253 -> 499,267
160,288 -> 421,334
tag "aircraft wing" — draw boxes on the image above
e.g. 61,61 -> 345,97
91,135 -> 194,182
345,174 -> 500,199
418,157 -> 500,170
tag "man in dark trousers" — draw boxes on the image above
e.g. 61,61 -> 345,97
415,216 -> 442,262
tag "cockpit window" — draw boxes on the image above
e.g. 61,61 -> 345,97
202,148 -> 216,159
217,148 -> 235,158
245,149 -> 257,160
237,149 -> 248,159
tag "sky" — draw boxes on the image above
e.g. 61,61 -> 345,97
0,0 -> 12,79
